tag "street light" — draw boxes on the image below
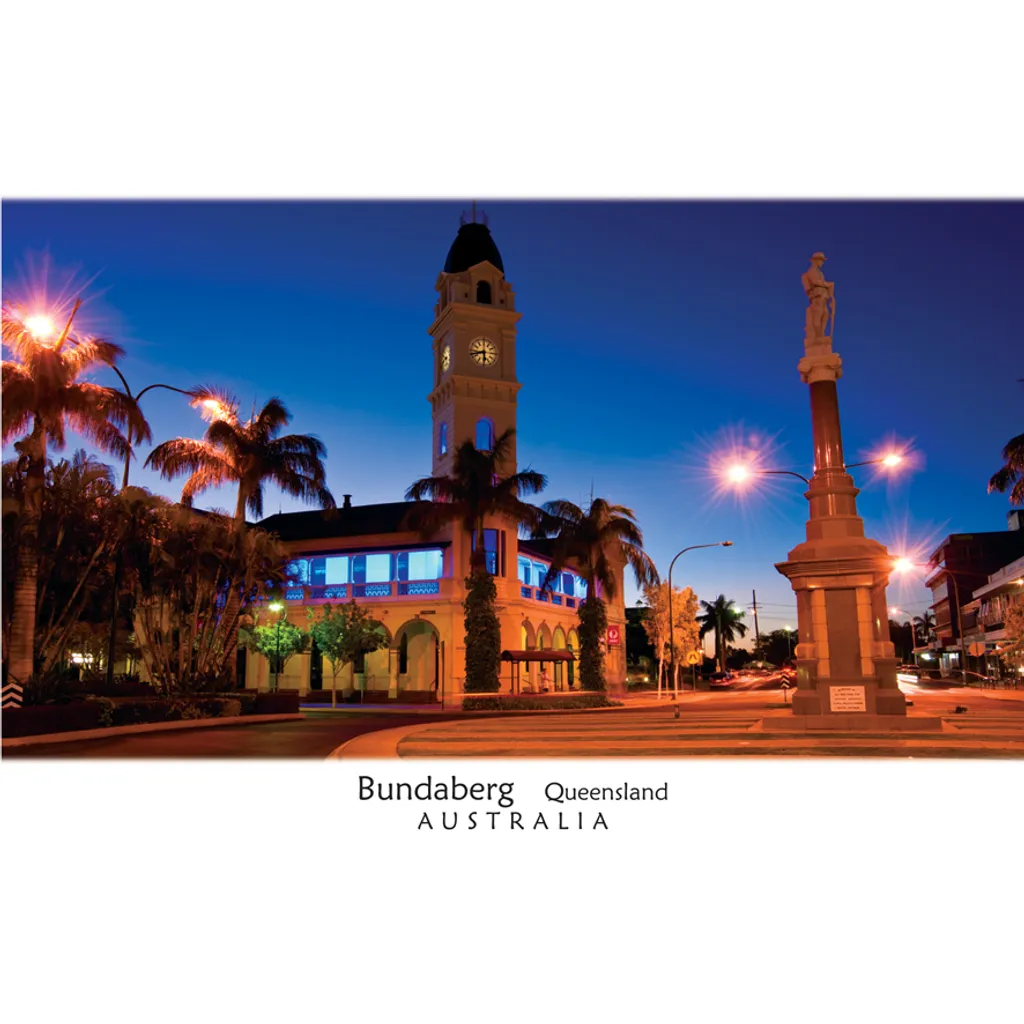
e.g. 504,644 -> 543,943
725,451 -> 908,491
101,372 -> 236,687
782,625 -> 794,659
891,557 -> 968,685
269,602 -> 285,692
666,541 -> 734,701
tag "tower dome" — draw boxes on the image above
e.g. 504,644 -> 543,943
443,221 -> 504,274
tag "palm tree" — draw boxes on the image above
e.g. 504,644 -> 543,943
404,428 -> 546,691
987,378 -> 1023,505
913,610 -> 936,646
533,498 -> 658,691
146,395 -> 335,681
145,395 -> 334,522
697,595 -> 748,672
1,302 -> 148,694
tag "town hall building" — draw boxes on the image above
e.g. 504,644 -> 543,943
246,217 -> 628,699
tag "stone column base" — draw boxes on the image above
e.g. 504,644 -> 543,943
792,679 -> 907,716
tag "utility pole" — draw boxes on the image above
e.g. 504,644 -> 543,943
752,589 -> 761,661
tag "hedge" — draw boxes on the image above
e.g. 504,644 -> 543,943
2,692 -> 297,739
1,702 -> 108,739
462,694 -> 621,712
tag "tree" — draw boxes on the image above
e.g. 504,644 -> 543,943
697,595 -> 748,672
988,380 -> 1023,506
760,628 -> 798,667
641,582 -> 700,692
405,428 -> 545,692
3,451 -> 122,677
307,601 -> 389,706
534,497 -> 658,691
1001,600 -> 1024,673
913,610 -> 936,646
889,619 -> 915,663
239,616 -> 310,688
1,302 -> 148,695
128,505 -> 291,692
146,395 -> 335,679
625,603 -> 655,667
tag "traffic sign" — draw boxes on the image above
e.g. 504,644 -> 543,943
968,642 -> 986,657
686,651 -> 701,665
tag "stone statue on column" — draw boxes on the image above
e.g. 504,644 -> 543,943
802,252 -> 835,341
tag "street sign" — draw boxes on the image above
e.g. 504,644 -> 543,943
606,624 -> 622,647
968,642 -> 986,657
686,651 -> 701,665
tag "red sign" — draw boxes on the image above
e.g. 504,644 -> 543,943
606,624 -> 622,647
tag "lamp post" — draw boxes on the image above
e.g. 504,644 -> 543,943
783,625 -> 794,659
666,541 -> 733,700
102,372 -> 231,687
725,452 -> 906,493
269,602 -> 285,691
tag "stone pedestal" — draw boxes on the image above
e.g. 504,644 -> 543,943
775,323 -> 907,720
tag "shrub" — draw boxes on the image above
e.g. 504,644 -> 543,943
109,699 -> 177,727
2,702 -> 107,739
20,667 -> 82,706
254,691 -> 300,715
462,693 -> 620,712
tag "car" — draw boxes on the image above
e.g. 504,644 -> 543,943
707,671 -> 734,688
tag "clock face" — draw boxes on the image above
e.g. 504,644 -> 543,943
440,345 -> 451,371
469,337 -> 497,366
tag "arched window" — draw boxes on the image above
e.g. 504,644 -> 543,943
476,280 -> 492,304
438,422 -> 448,456
475,418 -> 493,451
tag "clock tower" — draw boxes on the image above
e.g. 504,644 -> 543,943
428,213 -> 522,478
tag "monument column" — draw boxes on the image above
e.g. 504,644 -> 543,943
775,253 -> 905,719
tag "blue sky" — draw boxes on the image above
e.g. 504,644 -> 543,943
4,200 -> 1022,633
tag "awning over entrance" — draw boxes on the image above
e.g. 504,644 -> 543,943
501,650 -> 575,662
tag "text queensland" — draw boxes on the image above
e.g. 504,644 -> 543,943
545,782 -> 668,803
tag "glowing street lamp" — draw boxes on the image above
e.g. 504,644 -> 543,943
846,451 -> 906,469
665,541 -> 733,700
24,314 -> 56,342
269,602 -> 286,692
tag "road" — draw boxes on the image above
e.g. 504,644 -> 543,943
3,710 -> 468,759
6,688 -> 1023,758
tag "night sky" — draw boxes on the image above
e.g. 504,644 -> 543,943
4,200 -> 1021,635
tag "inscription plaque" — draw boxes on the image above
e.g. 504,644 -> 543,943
829,685 -> 867,712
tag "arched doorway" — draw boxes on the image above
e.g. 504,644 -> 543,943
394,618 -> 441,693
567,628 -> 579,690
521,620 -> 537,691
552,627 -> 567,691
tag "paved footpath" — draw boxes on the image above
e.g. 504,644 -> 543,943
336,690 -> 1024,759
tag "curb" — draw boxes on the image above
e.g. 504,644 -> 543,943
2,713 -> 304,750
329,722 -> 438,759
